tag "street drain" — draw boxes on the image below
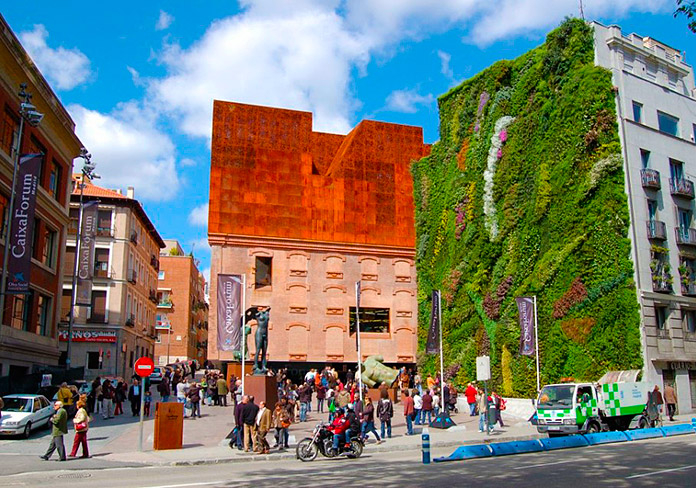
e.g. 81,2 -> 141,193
57,473 -> 92,479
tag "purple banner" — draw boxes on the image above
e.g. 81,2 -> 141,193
76,201 -> 98,306
426,290 -> 440,354
516,296 -> 536,356
217,274 -> 242,351
6,154 -> 41,294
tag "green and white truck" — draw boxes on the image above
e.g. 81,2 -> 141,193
536,380 -> 650,436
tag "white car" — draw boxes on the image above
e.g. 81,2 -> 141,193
0,394 -> 53,438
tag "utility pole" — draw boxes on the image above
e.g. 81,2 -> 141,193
579,0 -> 585,20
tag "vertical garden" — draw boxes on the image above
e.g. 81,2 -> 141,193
412,19 -> 643,397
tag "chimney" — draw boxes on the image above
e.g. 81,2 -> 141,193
127,186 -> 135,199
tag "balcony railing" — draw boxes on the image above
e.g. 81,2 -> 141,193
125,314 -> 135,327
682,282 -> 696,296
652,276 -> 673,293
641,169 -> 661,189
130,231 -> 138,244
97,226 -> 113,237
669,178 -> 695,199
647,220 -> 667,240
675,227 -> 696,246
128,268 -> 137,284
158,299 -> 173,308
94,265 -> 113,279
150,255 -> 160,271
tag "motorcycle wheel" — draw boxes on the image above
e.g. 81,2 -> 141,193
296,438 -> 319,462
349,439 -> 363,459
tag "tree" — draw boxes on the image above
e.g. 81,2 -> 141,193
675,0 -> 696,33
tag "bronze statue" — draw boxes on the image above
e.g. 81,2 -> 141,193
252,306 -> 270,374
357,355 -> 399,388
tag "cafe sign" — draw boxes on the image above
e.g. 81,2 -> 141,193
58,329 -> 117,343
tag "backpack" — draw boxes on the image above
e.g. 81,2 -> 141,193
499,397 -> 507,411
328,399 -> 336,413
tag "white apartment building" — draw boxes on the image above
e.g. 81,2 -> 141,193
593,22 -> 696,412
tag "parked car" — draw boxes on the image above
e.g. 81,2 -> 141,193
0,394 -> 53,438
149,367 -> 164,384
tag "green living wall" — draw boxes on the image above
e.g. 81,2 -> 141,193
412,19 -> 642,397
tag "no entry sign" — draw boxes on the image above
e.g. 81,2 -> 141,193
134,356 -> 155,377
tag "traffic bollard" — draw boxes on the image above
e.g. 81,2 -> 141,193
422,428 -> 431,464
692,418 -> 696,432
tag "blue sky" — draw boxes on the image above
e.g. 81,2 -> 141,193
2,1 -> 694,281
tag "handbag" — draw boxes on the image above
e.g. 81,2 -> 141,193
75,421 -> 88,432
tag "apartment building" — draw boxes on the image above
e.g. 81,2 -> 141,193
0,14 -> 82,376
59,179 -> 164,379
594,22 -> 696,411
154,240 -> 208,366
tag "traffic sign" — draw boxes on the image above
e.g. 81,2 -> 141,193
134,356 -> 155,377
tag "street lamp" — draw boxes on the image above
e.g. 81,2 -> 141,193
65,148 -> 100,369
0,84 -> 44,335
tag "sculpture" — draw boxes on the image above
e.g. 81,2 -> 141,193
251,306 -> 271,374
356,355 -> 399,388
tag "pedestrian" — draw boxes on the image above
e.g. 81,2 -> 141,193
377,394 -> 394,439
378,381 -> 389,400
413,389 -> 423,425
649,385 -> 664,416
144,390 -> 152,417
114,381 -> 125,415
101,379 -> 115,419
433,389 -> 441,417
477,387 -> 488,432
316,381 -> 326,413
360,397 -> 382,444
664,383 -> 677,421
69,400 -> 90,458
402,389 -> 415,435
216,375 -> 229,407
414,374 -> 423,395
40,401 -> 67,461
298,382 -> 311,422
421,389 -> 433,426
336,386 -> 350,409
57,383 -> 73,415
157,376 -> 171,403
128,378 -> 142,416
177,378 -> 188,404
256,400 -> 272,454
233,396 -> 247,450
243,395 -> 260,453
465,382 -> 477,416
426,374 -> 436,391
187,383 -> 201,419
272,401 -> 291,450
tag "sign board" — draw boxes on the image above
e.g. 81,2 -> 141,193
476,356 -> 491,382
41,374 -> 52,387
134,356 -> 155,377
58,329 -> 117,342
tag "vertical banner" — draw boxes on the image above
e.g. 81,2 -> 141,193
426,290 -> 440,354
217,274 -> 242,351
75,201 -> 98,305
6,154 -> 41,294
355,281 -> 361,350
516,296 -> 536,356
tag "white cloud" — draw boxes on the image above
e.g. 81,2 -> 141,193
156,10 -> 174,31
18,25 -> 91,90
190,237 -> 211,255
188,203 -> 209,227
69,102 -> 181,201
385,89 -> 434,113
180,158 -> 197,167
437,50 -> 454,81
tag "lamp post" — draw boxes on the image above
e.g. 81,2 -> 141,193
0,84 -> 44,337
65,149 -> 99,369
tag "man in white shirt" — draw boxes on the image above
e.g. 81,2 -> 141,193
413,390 -> 423,425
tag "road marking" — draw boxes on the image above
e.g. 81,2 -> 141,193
627,464 -> 696,479
143,482 -> 227,488
513,459 -> 577,470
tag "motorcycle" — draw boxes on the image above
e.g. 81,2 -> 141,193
296,422 -> 364,462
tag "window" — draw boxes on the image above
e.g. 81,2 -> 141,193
31,218 -> 41,260
255,256 -> 272,288
97,210 -> 112,236
0,108 -> 19,157
158,270 -> 164,280
95,248 -> 109,277
36,294 -> 51,336
685,310 -> 696,333
87,352 -> 101,370
48,160 -> 62,201
41,226 -> 57,269
658,111 -> 680,137
89,290 -> 107,323
129,351 -> 134,368
11,294 -> 32,331
623,52 -> 634,72
679,208 -> 692,234
0,192 -> 8,240
645,60 -> 657,81
632,101 -> 643,123
26,136 -> 46,182
640,149 -> 651,169
349,307 -> 390,334
647,200 -> 658,220
670,159 -> 684,181
655,306 -> 669,330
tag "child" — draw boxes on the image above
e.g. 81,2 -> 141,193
144,390 -> 152,417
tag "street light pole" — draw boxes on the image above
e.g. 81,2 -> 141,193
0,84 -> 43,339
66,149 -> 98,369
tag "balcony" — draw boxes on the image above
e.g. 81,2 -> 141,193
158,299 -> 173,309
125,314 -> 135,327
87,312 -> 107,324
682,282 -> 696,296
641,169 -> 661,189
646,220 -> 667,240
150,255 -> 160,271
675,227 -> 696,246
669,178 -> 695,199
96,226 -> 113,237
127,268 -> 137,284
652,277 -> 673,293
130,231 -> 138,244
149,288 -> 158,303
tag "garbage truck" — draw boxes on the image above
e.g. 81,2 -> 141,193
535,371 -> 650,436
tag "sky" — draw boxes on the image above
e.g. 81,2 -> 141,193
2,1 -> 695,283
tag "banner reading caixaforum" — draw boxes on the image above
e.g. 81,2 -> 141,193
76,201 -> 98,305
217,274 -> 243,352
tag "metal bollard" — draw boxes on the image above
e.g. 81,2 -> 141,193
422,428 -> 431,464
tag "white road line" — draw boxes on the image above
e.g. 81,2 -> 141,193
627,464 -> 696,479
513,459 -> 577,470
143,482 -> 227,488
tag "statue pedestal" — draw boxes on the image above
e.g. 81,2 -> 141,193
226,362 -> 253,387
366,387 -> 399,404
244,375 -> 278,408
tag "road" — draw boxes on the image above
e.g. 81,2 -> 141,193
2,435 -> 694,488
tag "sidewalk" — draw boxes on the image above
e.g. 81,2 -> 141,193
101,399 -> 542,466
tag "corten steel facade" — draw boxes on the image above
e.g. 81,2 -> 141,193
208,101 -> 429,370
154,240 -> 208,366
59,180 -> 165,380
0,14 -> 82,376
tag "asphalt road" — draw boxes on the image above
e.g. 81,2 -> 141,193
2,434 -> 694,488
